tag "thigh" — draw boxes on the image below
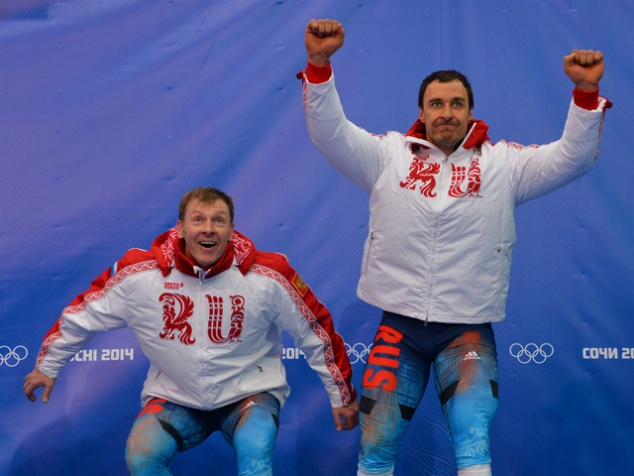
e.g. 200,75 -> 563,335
358,323 -> 431,474
126,399 -> 217,475
130,398 -> 217,453
433,328 -> 498,469
219,393 -> 281,476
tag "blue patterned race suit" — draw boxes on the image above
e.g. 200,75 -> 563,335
126,392 -> 280,476
358,312 -> 498,474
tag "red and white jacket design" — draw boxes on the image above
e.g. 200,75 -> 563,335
301,63 -> 611,324
36,229 -> 356,410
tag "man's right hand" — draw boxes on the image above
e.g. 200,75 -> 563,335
24,368 -> 56,403
305,19 -> 345,66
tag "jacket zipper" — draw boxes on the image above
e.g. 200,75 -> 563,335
196,268 -> 205,287
194,267 -> 207,405
424,154 -> 450,324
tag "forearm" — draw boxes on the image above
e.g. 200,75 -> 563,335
560,91 -> 609,162
36,314 -> 100,377
302,339 -> 357,407
513,91 -> 610,204
278,284 -> 356,406
290,309 -> 356,407
550,91 -> 610,176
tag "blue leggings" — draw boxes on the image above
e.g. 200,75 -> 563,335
125,392 -> 280,476
359,312 -> 498,474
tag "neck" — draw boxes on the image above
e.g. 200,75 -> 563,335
175,240 -> 235,279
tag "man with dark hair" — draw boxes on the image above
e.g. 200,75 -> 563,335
418,70 -> 475,111
24,186 -> 358,476
300,19 -> 610,476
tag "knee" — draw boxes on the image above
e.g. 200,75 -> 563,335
447,389 -> 498,432
446,392 -> 497,468
357,393 -> 410,474
233,434 -> 275,476
125,442 -> 160,475
125,440 -> 168,475
125,446 -> 158,475
125,419 -> 176,475
232,411 -> 277,475
233,416 -> 277,459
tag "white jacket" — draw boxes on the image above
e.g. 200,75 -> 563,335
36,229 -> 355,409
302,68 -> 610,324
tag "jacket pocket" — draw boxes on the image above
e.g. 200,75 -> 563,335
497,244 -> 511,293
362,232 -> 375,275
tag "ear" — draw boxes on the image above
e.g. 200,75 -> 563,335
418,106 -> 425,123
468,107 -> 473,122
176,220 -> 184,239
229,223 -> 235,240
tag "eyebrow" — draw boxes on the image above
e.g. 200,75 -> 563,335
428,96 -> 466,104
188,210 -> 229,219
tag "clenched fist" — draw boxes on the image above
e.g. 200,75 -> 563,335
564,49 -> 604,91
305,19 -> 345,66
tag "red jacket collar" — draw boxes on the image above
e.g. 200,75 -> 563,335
405,118 -> 490,152
151,228 -> 256,278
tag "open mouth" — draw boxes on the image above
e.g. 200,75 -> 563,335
199,241 -> 217,249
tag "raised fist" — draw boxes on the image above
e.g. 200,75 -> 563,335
563,49 -> 604,91
305,19 -> 345,66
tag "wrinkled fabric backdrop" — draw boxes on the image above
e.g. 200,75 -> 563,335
1,1 -> 632,475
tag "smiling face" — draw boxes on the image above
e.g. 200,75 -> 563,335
176,199 -> 234,270
419,79 -> 473,157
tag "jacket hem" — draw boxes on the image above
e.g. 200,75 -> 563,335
357,293 -> 505,324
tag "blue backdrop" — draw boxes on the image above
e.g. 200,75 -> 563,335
1,1 -> 632,475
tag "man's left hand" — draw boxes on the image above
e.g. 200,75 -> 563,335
332,399 -> 359,431
564,49 -> 604,91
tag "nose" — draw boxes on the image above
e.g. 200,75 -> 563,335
201,219 -> 214,234
440,103 -> 453,119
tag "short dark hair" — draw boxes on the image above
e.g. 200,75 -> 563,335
178,187 -> 235,223
418,70 -> 474,110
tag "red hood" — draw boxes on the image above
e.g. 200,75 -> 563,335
405,118 -> 490,151
151,228 -> 256,278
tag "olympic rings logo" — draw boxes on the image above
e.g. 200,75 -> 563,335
0,345 -> 29,367
509,343 -> 554,364
345,343 -> 373,364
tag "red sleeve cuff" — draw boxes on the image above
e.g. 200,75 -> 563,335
305,61 -> 332,84
573,87 -> 599,110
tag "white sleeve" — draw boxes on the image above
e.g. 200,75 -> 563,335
272,277 -> 355,408
36,266 -> 130,378
509,97 -> 609,205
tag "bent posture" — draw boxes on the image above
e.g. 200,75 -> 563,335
25,187 -> 359,476
300,19 -> 610,476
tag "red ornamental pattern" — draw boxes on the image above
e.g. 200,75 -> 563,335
159,293 -> 196,345
36,330 -> 62,366
207,294 -> 245,344
232,233 -> 252,267
399,155 -> 440,197
400,156 -> 483,198
160,228 -> 179,267
448,157 -> 482,198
